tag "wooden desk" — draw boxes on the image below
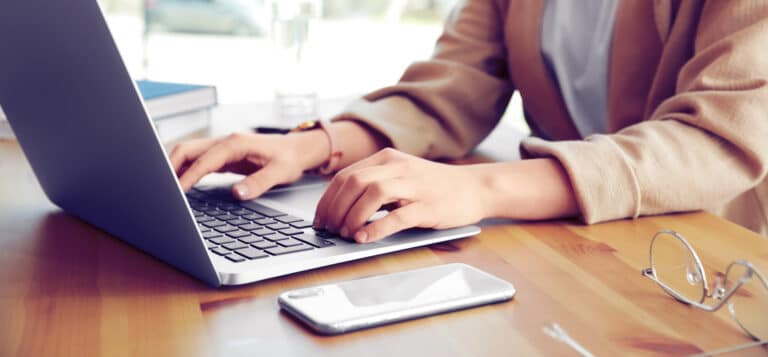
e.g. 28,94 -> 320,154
1,133 -> 767,356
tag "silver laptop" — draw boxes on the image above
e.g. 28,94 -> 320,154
0,0 -> 480,286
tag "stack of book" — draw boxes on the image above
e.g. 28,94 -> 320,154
0,80 -> 218,142
136,80 -> 218,142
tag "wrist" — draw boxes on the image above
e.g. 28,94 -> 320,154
465,164 -> 505,219
286,119 -> 389,174
466,159 -> 579,220
286,129 -> 330,172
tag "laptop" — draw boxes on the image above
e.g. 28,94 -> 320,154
0,0 -> 480,286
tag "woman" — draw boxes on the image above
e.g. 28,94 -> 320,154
171,0 -> 768,243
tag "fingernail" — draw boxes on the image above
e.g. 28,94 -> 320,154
234,184 -> 249,200
340,227 -> 349,238
355,231 -> 368,243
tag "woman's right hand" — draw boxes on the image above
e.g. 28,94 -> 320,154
169,130 -> 330,200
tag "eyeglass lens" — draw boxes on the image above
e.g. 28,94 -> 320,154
650,231 -> 706,303
724,263 -> 768,340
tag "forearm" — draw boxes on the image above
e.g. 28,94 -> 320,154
469,158 -> 580,220
288,120 -> 389,173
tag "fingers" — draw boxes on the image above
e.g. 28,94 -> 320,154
169,138 -> 218,174
178,138 -> 247,191
232,161 -> 300,200
316,164 -> 403,232
337,178 -> 411,238
354,203 -> 424,243
336,147 -> 397,173
314,148 -> 402,228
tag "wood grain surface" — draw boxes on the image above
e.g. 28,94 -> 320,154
1,136 -> 766,356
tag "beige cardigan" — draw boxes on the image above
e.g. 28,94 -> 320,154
332,0 -> 768,235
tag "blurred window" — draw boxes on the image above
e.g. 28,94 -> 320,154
99,0 -> 458,104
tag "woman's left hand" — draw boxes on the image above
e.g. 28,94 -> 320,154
314,148 -> 491,243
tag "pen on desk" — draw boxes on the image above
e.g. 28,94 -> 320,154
543,323 -> 595,357
253,126 -> 291,134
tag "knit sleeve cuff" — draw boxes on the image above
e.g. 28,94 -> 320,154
330,96 -> 447,158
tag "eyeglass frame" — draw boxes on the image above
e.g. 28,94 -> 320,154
641,229 -> 768,341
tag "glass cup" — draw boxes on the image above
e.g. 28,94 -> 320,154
271,0 -> 321,126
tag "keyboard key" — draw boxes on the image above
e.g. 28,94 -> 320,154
236,247 -> 269,260
295,233 -> 336,248
225,254 -> 246,263
223,241 -> 249,250
279,228 -> 303,236
217,214 -> 238,221
314,229 -> 336,238
189,202 -> 208,210
197,225 -> 211,233
266,223 -> 290,230
214,225 -> 238,233
266,244 -> 313,255
265,233 -> 290,242
195,216 -> 214,223
242,213 -> 264,220
255,218 -> 277,225
202,231 -> 223,239
203,220 -> 226,228
251,240 -> 278,249
227,219 -> 250,226
252,228 -> 276,237
219,204 -> 240,211
206,196 -> 230,207
231,208 -> 253,216
275,215 -> 302,224
226,230 -> 252,239
239,223 -> 263,231
204,208 -> 224,215
278,238 -> 303,247
205,241 -> 218,249
210,237 -> 236,245
210,247 -> 230,256
186,189 -> 207,199
192,210 -> 204,217
198,187 -> 236,201
238,235 -> 263,244
240,201 -> 287,217
291,220 -> 313,229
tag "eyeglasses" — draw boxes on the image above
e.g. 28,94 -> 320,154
642,229 -> 768,345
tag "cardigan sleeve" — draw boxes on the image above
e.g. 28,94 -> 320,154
330,0 -> 513,159
521,1 -> 768,223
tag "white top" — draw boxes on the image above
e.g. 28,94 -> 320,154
540,0 -> 619,137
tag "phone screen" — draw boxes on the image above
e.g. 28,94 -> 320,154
279,263 -> 515,334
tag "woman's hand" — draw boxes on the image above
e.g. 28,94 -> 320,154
170,131 -> 329,199
169,121 -> 388,200
314,148 -> 493,243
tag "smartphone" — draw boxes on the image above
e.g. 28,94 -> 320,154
278,263 -> 516,335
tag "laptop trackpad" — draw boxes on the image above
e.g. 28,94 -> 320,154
257,175 -> 328,218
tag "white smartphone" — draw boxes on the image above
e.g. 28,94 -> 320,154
278,263 -> 516,335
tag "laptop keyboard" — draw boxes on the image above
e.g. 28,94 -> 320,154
185,188 -> 337,263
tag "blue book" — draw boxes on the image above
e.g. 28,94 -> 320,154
136,80 -> 218,120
